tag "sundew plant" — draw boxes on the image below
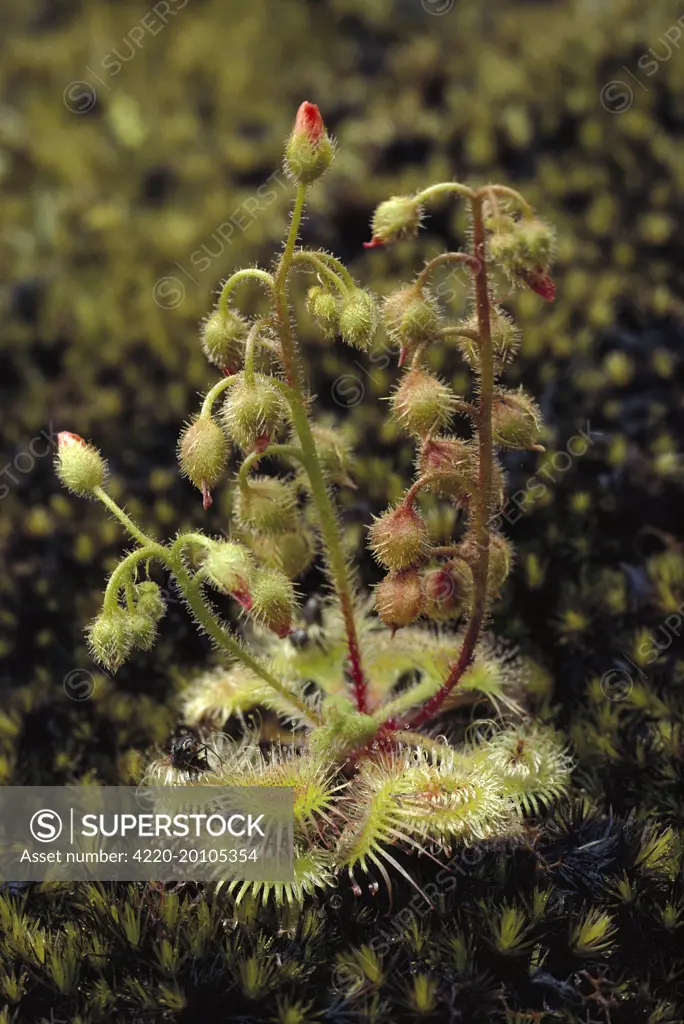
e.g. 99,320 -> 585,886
55,103 -> 571,903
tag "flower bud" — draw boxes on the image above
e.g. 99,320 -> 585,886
177,415 -> 229,510
368,503 -> 429,572
201,308 -> 248,371
459,530 -> 513,596
284,101 -> 334,185
364,195 -> 423,249
417,436 -> 475,500
55,432 -> 107,498
489,218 -> 556,302
127,611 -> 158,652
87,610 -> 133,673
249,527 -> 316,579
306,285 -> 340,338
374,569 -> 424,631
390,368 -> 457,437
220,373 -> 286,453
203,541 -> 255,608
339,289 -> 378,351
422,562 -> 473,621
492,389 -> 543,449
382,286 -> 440,365
249,568 -> 297,637
234,476 -> 299,535
133,581 -> 166,623
456,307 -> 520,375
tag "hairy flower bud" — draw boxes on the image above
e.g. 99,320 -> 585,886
382,286 -> 441,366
422,562 -> 473,621
339,289 -> 378,351
306,285 -> 340,338
133,581 -> 167,623
234,476 -> 299,535
374,569 -> 424,631
284,101 -> 334,185
492,389 -> 543,449
250,568 -> 297,637
249,527 -> 316,579
309,424 -> 355,487
390,368 -> 457,437
201,308 -> 248,371
459,530 -> 513,596
364,195 -> 423,249
456,307 -> 520,375
177,415 -> 229,510
203,541 -> 255,608
417,436 -> 475,500
489,217 -> 556,302
368,503 -> 429,572
221,373 -> 286,453
55,432 -> 106,498
127,611 -> 158,652
87,610 -> 133,673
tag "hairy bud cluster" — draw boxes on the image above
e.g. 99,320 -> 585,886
390,368 -> 457,438
374,568 -> 424,631
221,373 -> 287,453
382,285 -> 441,366
203,541 -> 255,608
55,432 -> 107,498
417,436 -> 475,501
364,194 -> 423,249
459,530 -> 513,597
422,561 -> 473,621
492,389 -> 543,450
177,415 -> 229,509
456,307 -> 520,376
87,582 -> 167,672
249,568 -> 297,637
201,308 -> 248,371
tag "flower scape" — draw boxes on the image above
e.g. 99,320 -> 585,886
55,102 -> 571,905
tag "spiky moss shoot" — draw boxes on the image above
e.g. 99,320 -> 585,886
308,694 -> 378,761
382,285 -> 441,365
250,567 -> 298,637
390,368 -> 457,438
408,974 -> 438,1015
55,432 -> 107,498
492,389 -> 543,449
421,562 -> 473,621
200,307 -> 248,371
202,541 -> 255,605
417,436 -> 475,500
368,503 -> 429,572
367,194 -> 423,247
309,423 -> 355,487
459,530 -> 513,596
455,306 -> 520,375
306,285 -> 340,338
339,288 -> 378,351
234,476 -> 299,535
374,568 -> 424,630
220,373 -> 287,453
248,527 -> 316,579
177,415 -> 229,503
570,908 -> 617,957
87,610 -> 133,673
284,101 -> 334,185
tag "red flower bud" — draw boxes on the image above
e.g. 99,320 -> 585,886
57,431 -> 86,449
294,101 -> 325,144
521,269 -> 555,302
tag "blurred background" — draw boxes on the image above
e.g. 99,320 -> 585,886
1,0 -> 683,798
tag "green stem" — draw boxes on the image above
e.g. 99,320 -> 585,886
415,182 -> 476,205
103,545 -> 161,614
290,251 -> 349,295
410,195 -> 494,728
238,444 -> 306,492
479,185 -> 534,218
415,252 -> 479,291
218,268 -> 275,320
200,375 -> 240,418
94,488 -> 157,548
272,188 -> 368,711
309,250 -> 356,291
243,318 -> 268,386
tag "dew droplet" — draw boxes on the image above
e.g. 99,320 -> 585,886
368,882 -> 379,896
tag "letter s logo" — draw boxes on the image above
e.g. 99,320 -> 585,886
30,809 -> 63,842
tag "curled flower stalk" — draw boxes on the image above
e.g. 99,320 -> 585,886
56,104 -> 568,903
